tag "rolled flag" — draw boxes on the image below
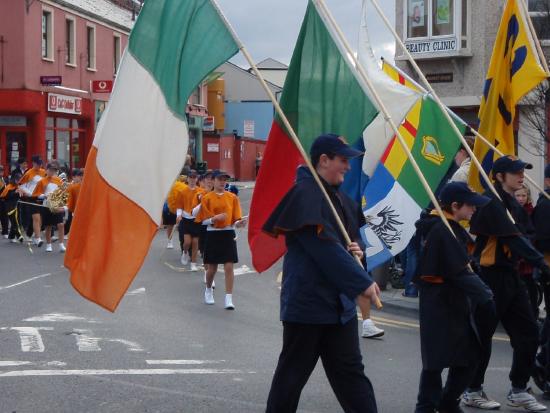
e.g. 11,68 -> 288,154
65,0 -> 239,311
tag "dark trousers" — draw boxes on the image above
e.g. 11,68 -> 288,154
178,219 -> 185,252
0,200 -> 8,235
65,212 -> 73,235
470,268 -> 539,389
416,367 -> 473,412
7,209 -> 20,239
266,319 -> 377,413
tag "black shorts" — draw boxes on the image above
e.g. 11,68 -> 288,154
41,209 -> 64,226
162,210 -> 177,226
204,230 -> 238,264
182,218 -> 201,237
23,197 -> 43,215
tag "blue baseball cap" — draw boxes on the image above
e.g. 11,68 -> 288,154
440,182 -> 490,207
310,133 -> 363,160
492,155 -> 533,174
212,170 -> 230,179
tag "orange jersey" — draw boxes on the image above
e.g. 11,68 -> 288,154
32,176 -> 63,197
67,182 -> 81,213
166,181 -> 187,213
195,191 -> 242,229
0,183 -> 17,198
18,168 -> 46,196
176,185 -> 204,215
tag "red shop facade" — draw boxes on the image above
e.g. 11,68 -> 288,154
0,89 -> 94,173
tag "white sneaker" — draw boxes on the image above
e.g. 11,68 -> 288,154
45,243 -> 53,252
2,234 -> 8,239
462,389 -> 501,410
180,251 -> 189,265
507,389 -> 547,411
63,235 -> 69,240
10,238 -> 17,243
166,240 -> 174,249
59,243 -> 66,252
190,263 -> 198,272
361,319 -> 384,338
224,294 -> 235,310
33,237 -> 43,247
204,288 -> 215,305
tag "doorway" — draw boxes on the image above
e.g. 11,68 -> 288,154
0,130 -> 27,173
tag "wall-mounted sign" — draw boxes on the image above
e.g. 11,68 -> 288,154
425,72 -> 454,83
48,93 -> 82,115
243,120 -> 255,138
203,116 -> 215,132
0,116 -> 27,126
405,37 -> 458,54
207,143 -> 219,152
40,76 -> 62,86
91,80 -> 113,93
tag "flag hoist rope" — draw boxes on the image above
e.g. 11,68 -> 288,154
382,58 -> 550,202
209,0 -> 383,309
312,1 -> 462,249
368,0 -> 519,225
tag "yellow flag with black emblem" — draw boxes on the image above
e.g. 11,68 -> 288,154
469,0 -> 548,192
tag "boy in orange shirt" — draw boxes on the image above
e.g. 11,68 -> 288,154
196,170 -> 246,309
62,168 -> 83,237
17,156 -> 46,246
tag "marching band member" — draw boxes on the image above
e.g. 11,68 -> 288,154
196,170 -> 246,310
176,170 -> 204,271
17,156 -> 46,246
0,164 -> 8,238
1,171 -> 23,242
164,177 -> 187,250
32,162 -> 65,252
63,168 -> 84,237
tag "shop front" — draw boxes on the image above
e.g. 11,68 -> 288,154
0,90 -> 94,173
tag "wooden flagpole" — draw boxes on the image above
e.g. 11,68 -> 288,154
210,0 -> 383,308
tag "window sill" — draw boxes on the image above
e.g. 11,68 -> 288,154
66,63 -> 77,68
395,49 -> 473,61
42,57 -> 55,63
86,67 -> 97,72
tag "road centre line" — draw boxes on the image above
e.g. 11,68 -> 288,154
146,360 -> 225,365
0,273 -> 52,291
0,368 -> 247,377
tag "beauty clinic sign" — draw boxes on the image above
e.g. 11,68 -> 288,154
47,93 -> 82,115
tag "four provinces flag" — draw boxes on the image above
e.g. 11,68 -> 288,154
65,0 -> 239,311
362,97 -> 464,270
468,0 -> 548,192
248,0 -> 379,273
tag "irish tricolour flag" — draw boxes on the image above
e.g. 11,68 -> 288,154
65,0 -> 239,312
248,0 -> 379,272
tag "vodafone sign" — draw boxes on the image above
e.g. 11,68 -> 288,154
47,93 -> 82,115
91,80 -> 113,93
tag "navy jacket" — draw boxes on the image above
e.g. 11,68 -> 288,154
263,166 -> 373,324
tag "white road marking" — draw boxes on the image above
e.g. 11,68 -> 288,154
0,368 -> 244,377
0,361 -> 33,367
70,330 -> 102,352
9,327 -> 53,352
0,273 -> 51,291
23,313 -> 98,323
126,287 -> 146,296
146,360 -> 224,365
107,338 -> 143,352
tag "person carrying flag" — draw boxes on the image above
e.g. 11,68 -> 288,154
264,134 -> 380,413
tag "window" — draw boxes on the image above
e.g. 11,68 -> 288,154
403,0 -> 469,56
113,34 -> 121,75
86,25 -> 96,70
528,0 -> 550,41
41,9 -> 53,60
45,117 -> 86,169
65,17 -> 76,65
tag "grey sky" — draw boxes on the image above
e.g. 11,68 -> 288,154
215,0 -> 396,68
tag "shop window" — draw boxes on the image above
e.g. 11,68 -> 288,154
114,34 -> 121,75
65,17 -> 76,66
528,0 -> 550,42
45,117 -> 85,169
86,25 -> 96,70
42,8 -> 53,60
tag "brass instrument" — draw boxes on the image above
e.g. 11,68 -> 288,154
44,181 -> 69,212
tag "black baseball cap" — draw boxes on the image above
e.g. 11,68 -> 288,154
212,170 -> 230,179
310,133 -> 363,160
72,168 -> 84,176
187,169 -> 198,177
440,182 -> 490,207
31,155 -> 43,165
545,164 -> 550,179
46,162 -> 59,170
492,155 -> 533,174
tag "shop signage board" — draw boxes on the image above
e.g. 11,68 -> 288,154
203,116 -> 215,132
425,72 -> 453,83
91,80 -> 113,93
40,76 -> 62,86
243,120 -> 255,138
405,37 -> 458,54
47,93 -> 82,115
207,143 -> 220,152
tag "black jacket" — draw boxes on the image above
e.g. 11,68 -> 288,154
416,213 -> 493,370
263,166 -> 373,324
533,190 -> 550,254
